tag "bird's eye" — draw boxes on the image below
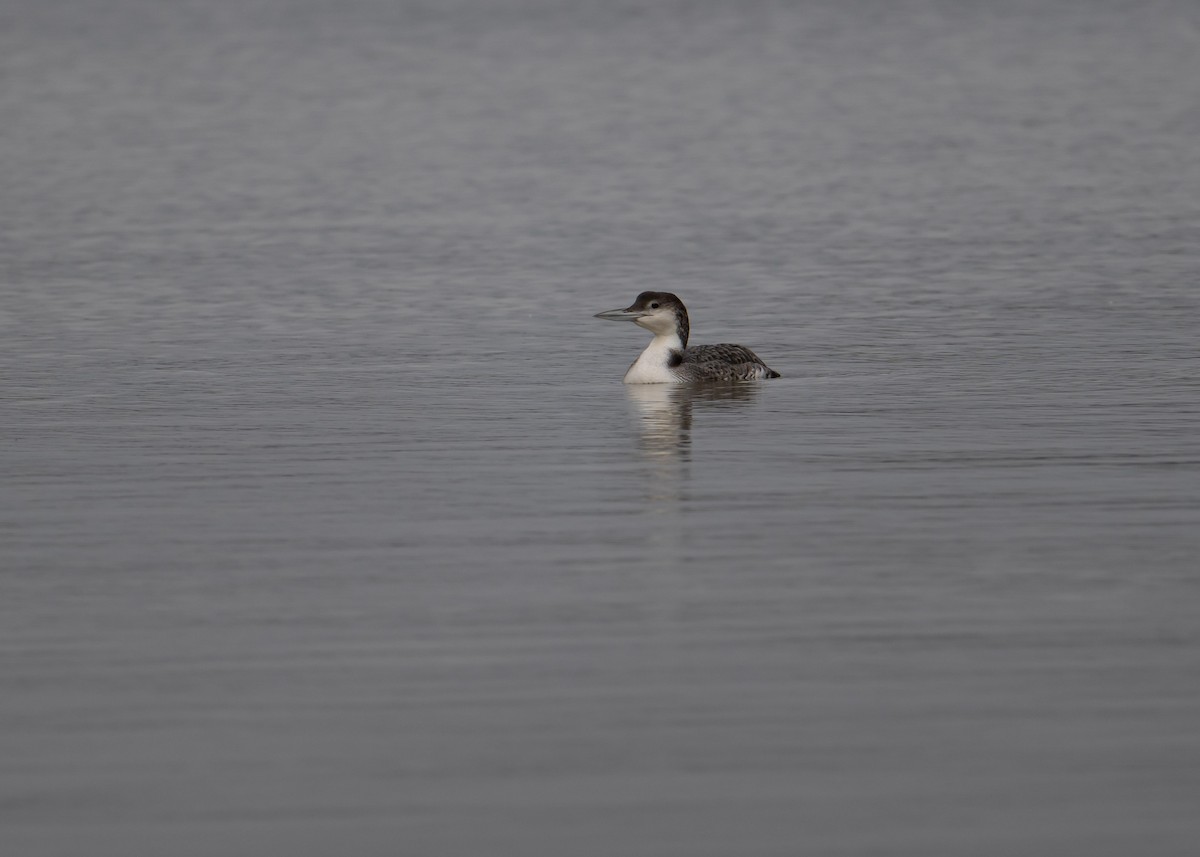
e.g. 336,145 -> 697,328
649,302 -> 660,309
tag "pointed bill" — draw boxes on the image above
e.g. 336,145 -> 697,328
594,307 -> 643,321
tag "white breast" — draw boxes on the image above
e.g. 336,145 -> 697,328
623,334 -> 684,384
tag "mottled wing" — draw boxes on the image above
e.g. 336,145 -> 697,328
678,344 -> 781,381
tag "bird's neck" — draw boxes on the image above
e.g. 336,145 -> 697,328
623,331 -> 684,384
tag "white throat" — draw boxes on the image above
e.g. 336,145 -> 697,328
623,331 -> 683,384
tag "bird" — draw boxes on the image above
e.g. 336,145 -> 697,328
594,291 -> 780,384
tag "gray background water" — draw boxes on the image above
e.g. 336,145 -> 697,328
3,1 -> 1199,854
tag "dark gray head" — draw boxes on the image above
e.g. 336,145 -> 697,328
594,291 -> 690,347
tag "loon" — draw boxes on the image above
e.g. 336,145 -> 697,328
595,291 -> 781,384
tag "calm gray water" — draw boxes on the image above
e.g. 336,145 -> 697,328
3,1 -> 1199,854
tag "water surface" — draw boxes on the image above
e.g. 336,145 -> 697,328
3,1 -> 1199,854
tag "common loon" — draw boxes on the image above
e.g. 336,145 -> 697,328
595,291 -> 781,384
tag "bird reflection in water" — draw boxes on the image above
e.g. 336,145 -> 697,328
625,382 -> 764,506
622,383 -> 766,621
